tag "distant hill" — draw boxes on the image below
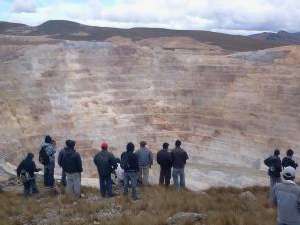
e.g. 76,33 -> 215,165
0,20 -> 285,52
250,31 -> 300,44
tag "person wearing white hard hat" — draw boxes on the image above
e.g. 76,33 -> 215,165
272,166 -> 300,225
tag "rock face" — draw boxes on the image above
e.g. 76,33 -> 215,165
0,34 -> 300,189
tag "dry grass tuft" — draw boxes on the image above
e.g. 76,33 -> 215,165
0,184 -> 276,225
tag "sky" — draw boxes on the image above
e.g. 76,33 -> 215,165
0,0 -> 300,35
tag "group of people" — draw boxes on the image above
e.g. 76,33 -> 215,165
264,149 -> 300,225
16,137 -> 300,225
17,136 -> 189,200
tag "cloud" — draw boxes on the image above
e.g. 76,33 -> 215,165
11,0 -> 37,13
5,0 -> 300,34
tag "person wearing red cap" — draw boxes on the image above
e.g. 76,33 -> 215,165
94,142 -> 118,198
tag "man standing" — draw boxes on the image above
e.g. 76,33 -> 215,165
157,143 -> 172,186
58,141 -> 67,186
61,140 -> 83,198
121,142 -> 139,200
272,166 -> 300,225
171,140 -> 188,191
282,149 -> 298,169
40,135 -> 56,188
264,149 -> 282,189
136,141 -> 153,185
94,142 -> 118,198
17,153 -> 41,196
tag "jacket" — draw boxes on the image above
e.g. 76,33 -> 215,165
94,150 -> 117,177
61,147 -> 83,174
17,156 -> 39,178
136,147 -> 153,167
264,155 -> 282,177
121,150 -> 139,172
272,181 -> 300,225
282,156 -> 298,169
41,142 -> 56,165
157,149 -> 172,169
171,147 -> 189,169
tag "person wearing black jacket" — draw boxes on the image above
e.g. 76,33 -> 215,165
264,149 -> 282,191
94,142 -> 118,198
282,149 -> 298,169
157,143 -> 172,186
171,140 -> 189,191
121,142 -> 139,200
60,140 -> 83,198
17,153 -> 41,196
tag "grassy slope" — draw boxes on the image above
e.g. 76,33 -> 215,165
0,184 -> 276,225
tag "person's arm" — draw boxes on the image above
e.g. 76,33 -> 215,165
77,153 -> 83,173
33,162 -> 41,172
157,152 -> 161,165
16,161 -> 23,177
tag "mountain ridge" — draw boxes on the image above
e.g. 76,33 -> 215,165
0,20 -> 285,51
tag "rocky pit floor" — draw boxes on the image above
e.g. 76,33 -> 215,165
0,169 -> 278,225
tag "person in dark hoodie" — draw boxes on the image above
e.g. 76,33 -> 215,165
60,140 -> 82,198
94,142 -> 118,198
282,149 -> 298,170
171,140 -> 189,191
121,142 -> 139,200
57,142 -> 67,186
264,149 -> 282,191
17,153 -> 41,197
157,143 -> 172,186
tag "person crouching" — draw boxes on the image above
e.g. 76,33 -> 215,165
17,153 -> 41,197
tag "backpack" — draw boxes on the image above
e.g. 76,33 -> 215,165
121,153 -> 130,170
39,146 -> 49,165
20,169 -> 31,183
121,152 -> 137,171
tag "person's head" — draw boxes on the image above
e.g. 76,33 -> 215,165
287,149 -> 294,157
274,149 -> 280,156
175,140 -> 181,147
26,153 -> 34,160
101,142 -> 108,150
163,142 -> 169,150
140,141 -> 147,148
282,166 -> 296,181
45,135 -> 52,144
127,142 -> 135,152
66,139 -> 76,149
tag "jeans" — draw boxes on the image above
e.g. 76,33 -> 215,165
44,163 -> 55,187
159,167 -> 171,186
172,168 -> 185,190
66,172 -> 81,198
124,171 -> 138,199
61,170 -> 66,186
99,175 -> 113,197
23,178 -> 38,197
138,166 -> 150,185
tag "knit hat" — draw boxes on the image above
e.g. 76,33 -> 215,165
101,142 -> 108,150
282,166 -> 296,179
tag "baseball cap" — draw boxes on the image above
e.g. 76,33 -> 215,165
101,142 -> 108,149
282,166 -> 296,179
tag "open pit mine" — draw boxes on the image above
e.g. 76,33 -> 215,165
0,21 -> 300,190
